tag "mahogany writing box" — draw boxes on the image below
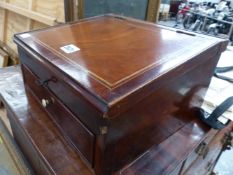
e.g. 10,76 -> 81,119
14,15 -> 227,175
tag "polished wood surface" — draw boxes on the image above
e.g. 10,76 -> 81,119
14,16 -> 217,88
0,66 -> 217,175
13,15 -> 228,175
14,14 -> 228,115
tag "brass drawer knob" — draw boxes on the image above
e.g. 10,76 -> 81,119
41,99 -> 50,108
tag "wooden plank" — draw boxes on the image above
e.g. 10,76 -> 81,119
0,116 -> 33,174
0,48 -> 8,67
7,0 -> 29,9
0,0 -> 7,43
146,0 -> 161,22
77,0 -> 84,19
31,21 -> 48,30
6,12 -> 28,52
0,8 -> 6,42
0,108 -> 10,133
33,0 -> 65,22
64,0 -> 75,22
0,0 -> 65,64
0,41 -> 19,65
26,0 -> 35,30
0,1 -> 58,26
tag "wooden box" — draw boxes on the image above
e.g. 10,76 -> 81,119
14,15 -> 227,175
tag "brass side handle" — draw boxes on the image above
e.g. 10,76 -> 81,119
195,142 -> 209,159
221,131 -> 233,151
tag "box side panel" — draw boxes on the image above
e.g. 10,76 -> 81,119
94,48 -> 222,174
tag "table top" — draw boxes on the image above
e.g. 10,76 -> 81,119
0,66 -> 211,175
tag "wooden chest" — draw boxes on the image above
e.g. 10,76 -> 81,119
14,15 -> 227,175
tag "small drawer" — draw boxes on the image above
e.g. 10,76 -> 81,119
22,65 -> 95,165
18,48 -> 102,135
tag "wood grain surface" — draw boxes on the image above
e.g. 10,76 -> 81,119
13,15 -> 228,174
14,15 -> 228,108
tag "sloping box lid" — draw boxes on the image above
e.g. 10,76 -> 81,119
14,15 -> 226,118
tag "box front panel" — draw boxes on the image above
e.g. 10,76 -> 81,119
21,64 -> 95,166
18,47 -> 107,135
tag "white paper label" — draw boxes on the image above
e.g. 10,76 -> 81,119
60,44 -> 80,54
20,33 -> 31,38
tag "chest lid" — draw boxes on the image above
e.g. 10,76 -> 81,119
14,15 -> 226,118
